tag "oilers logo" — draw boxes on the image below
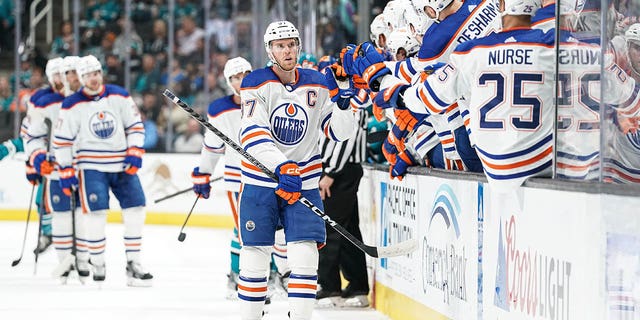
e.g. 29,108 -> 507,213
270,103 -> 308,145
89,111 -> 117,139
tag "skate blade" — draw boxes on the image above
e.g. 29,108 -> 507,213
127,278 -> 153,287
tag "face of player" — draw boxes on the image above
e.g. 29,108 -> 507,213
629,42 -> 640,72
229,71 -> 250,94
82,70 -> 103,91
66,70 -> 81,92
395,48 -> 407,61
51,74 -> 64,92
270,38 -> 299,72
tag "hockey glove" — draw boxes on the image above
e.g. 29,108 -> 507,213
353,42 -> 391,91
123,147 -> 144,175
191,167 -> 212,199
323,64 -> 354,110
339,44 -> 357,75
25,162 -> 41,186
373,83 -> 409,110
388,110 -> 428,150
390,151 -> 416,181
30,150 -> 55,175
382,138 -> 399,165
274,161 -> 302,205
59,166 -> 78,196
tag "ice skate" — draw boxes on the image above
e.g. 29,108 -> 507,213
91,261 -> 106,283
33,234 -> 52,254
126,260 -> 153,287
76,259 -> 91,284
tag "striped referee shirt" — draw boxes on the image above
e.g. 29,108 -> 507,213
320,90 -> 369,177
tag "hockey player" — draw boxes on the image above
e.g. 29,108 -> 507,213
53,55 -> 152,286
345,0 -> 554,190
192,56 -> 252,298
26,57 -> 93,283
237,20 -> 357,320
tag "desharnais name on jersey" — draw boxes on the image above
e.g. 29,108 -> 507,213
200,94 -> 242,192
239,67 -> 356,190
53,85 -> 145,172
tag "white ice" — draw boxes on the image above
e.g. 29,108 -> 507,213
0,221 -> 389,320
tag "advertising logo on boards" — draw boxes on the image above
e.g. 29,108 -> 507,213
421,184 -> 468,304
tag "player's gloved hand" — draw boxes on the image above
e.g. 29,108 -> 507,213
25,162 -> 41,185
191,167 -> 212,199
30,150 -> 55,175
274,161 -> 302,205
59,166 -> 78,196
351,75 -> 369,90
382,138 -> 399,165
339,44 -> 357,75
353,42 -> 391,91
0,140 -> 17,161
390,151 -> 416,181
373,83 -> 409,110
388,110 -> 427,150
324,64 -> 354,110
123,147 -> 144,175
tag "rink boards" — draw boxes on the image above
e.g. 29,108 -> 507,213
359,167 -> 640,320
0,153 -> 234,228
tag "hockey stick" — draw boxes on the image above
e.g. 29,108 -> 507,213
178,196 -> 199,242
154,176 -> 223,204
163,89 -> 418,258
11,184 -> 36,267
69,186 -> 80,274
34,118 -> 53,274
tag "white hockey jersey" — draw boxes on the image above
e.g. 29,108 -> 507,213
556,33 -> 640,180
239,67 -> 357,190
404,27 -> 557,189
53,85 -> 145,172
24,90 -> 66,179
199,94 -> 242,192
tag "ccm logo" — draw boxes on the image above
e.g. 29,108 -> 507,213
285,168 -> 301,174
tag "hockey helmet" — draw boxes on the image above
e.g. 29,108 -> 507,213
503,0 -> 541,16
387,28 -> 422,60
223,57 -> 253,94
263,20 -> 301,63
626,23 -> 640,45
370,14 -> 390,48
383,0 -> 409,31
404,4 -> 433,39
45,57 -> 64,85
77,55 -> 103,86
422,0 -> 455,20
61,56 -> 81,74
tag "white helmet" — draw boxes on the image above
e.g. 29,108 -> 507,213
558,0 -> 585,15
625,23 -> 640,44
61,55 -> 81,74
387,29 -> 422,60
404,4 -> 433,39
76,55 -> 103,86
370,14 -> 390,47
383,0 -> 409,31
503,0 -> 541,16
263,20 -> 301,64
422,0 -> 454,20
411,0 -> 429,18
45,57 -> 64,85
223,57 -> 252,95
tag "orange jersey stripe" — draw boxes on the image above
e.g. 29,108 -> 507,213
481,146 -> 552,170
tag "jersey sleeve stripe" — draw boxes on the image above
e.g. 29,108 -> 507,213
483,160 -> 552,180
399,64 -> 412,83
423,81 -> 449,108
479,145 -> 552,170
418,88 -> 444,114
241,125 -> 270,136
476,134 -> 552,160
241,130 -> 272,144
54,135 -> 75,142
243,139 -> 274,152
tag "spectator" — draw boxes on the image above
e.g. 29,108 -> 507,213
173,118 -> 203,153
0,76 -> 13,112
0,0 -> 13,53
134,54 -> 161,94
145,19 -> 168,56
175,0 -> 198,23
104,53 -> 125,86
194,72 -> 227,109
85,0 -> 120,24
84,31 -> 117,67
176,16 -> 205,63
141,111 -> 159,151
114,18 -> 144,71
50,21 -> 74,58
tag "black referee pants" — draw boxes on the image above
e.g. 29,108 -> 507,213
318,163 -> 369,297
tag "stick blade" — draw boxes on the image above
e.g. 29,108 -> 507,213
178,233 -> 186,242
373,238 -> 419,258
11,258 -> 21,267
162,89 -> 175,100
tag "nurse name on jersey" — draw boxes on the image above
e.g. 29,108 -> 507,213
488,48 -> 534,65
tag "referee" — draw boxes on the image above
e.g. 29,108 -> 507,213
316,93 -> 370,308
